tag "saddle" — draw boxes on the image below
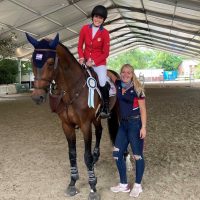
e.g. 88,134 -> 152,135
107,70 -> 119,97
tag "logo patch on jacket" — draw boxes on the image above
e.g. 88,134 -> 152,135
97,37 -> 101,42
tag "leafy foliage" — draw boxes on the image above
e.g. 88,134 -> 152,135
21,61 -> 32,75
0,34 -> 17,59
194,64 -> 200,79
151,51 -> 183,70
108,48 -> 183,71
0,59 -> 18,84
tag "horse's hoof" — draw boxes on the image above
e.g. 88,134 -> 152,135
88,192 -> 101,200
65,185 -> 79,196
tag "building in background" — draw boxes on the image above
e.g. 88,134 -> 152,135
135,69 -> 164,82
178,60 -> 198,77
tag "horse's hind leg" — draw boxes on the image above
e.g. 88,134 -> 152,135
92,119 -> 102,164
62,124 -> 79,196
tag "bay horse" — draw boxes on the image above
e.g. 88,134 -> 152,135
25,33 -> 119,200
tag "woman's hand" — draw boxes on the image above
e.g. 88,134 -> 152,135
140,126 -> 146,139
138,99 -> 147,139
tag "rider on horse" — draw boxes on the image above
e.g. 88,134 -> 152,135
78,5 -> 110,118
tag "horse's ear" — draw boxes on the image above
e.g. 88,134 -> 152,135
25,33 -> 38,47
49,33 -> 59,49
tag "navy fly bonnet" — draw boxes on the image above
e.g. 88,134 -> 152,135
25,33 -> 59,68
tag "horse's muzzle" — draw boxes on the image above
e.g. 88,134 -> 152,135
31,90 -> 47,105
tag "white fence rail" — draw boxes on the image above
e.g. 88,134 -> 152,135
0,84 -> 17,95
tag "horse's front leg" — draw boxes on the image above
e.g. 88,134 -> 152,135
82,122 -> 100,200
92,119 -> 102,164
62,123 -> 79,196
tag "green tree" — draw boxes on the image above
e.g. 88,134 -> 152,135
0,34 -> 17,59
194,63 -> 200,79
108,49 -> 154,71
108,48 -> 183,71
151,51 -> 183,71
0,59 -> 18,84
21,60 -> 32,75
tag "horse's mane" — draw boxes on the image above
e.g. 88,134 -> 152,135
58,42 -> 78,63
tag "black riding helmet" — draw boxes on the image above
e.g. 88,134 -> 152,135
91,5 -> 108,20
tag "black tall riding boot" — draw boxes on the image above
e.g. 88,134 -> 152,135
100,83 -> 110,119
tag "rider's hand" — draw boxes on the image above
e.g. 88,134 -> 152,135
86,59 -> 95,67
79,58 -> 85,65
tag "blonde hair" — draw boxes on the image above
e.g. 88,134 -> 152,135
120,64 -> 145,97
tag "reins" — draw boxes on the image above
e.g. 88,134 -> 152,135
47,48 -> 89,112
32,46 -> 95,114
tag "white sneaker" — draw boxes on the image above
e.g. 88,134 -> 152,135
130,183 -> 143,197
110,183 -> 130,193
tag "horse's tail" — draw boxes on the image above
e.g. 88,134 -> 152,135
107,102 -> 119,145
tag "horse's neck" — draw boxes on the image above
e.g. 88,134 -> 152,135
56,44 -> 85,89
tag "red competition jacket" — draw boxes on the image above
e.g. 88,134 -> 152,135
78,24 -> 110,66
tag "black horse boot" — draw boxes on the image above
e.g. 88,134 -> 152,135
100,82 -> 110,119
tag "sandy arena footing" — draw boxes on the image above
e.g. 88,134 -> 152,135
0,86 -> 200,200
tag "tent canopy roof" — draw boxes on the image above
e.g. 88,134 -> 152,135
1,0 -> 200,59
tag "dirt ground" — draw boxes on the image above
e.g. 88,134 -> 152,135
0,86 -> 200,200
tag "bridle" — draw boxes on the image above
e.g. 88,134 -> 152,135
33,48 -> 58,91
32,47 -> 87,106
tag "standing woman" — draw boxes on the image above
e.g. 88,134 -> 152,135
78,5 -> 110,118
110,64 -> 147,198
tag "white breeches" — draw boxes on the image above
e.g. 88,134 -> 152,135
92,65 -> 107,87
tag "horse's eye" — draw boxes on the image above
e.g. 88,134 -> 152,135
47,57 -> 55,68
48,62 -> 54,67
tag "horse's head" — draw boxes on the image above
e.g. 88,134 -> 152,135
26,33 -> 59,104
